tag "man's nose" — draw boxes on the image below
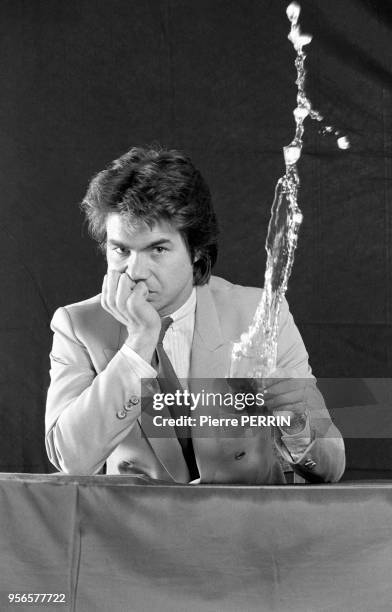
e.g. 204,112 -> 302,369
126,253 -> 149,281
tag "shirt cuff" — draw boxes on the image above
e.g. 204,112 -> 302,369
120,343 -> 157,379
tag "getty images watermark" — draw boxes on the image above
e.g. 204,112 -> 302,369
141,384 -> 292,436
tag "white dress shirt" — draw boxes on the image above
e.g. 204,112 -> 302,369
159,287 -> 196,380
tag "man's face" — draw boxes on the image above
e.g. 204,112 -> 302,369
105,213 -> 195,316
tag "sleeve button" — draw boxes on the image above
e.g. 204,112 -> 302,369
116,409 -> 127,420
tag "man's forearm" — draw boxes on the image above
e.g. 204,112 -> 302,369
45,307 -> 156,474
274,383 -> 346,482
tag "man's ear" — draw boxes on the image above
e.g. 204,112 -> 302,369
193,250 -> 201,263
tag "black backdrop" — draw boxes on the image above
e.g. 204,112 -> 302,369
0,0 -> 390,474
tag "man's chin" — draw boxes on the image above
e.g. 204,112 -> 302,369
147,292 -> 178,317
147,293 -> 163,310
151,297 -> 171,317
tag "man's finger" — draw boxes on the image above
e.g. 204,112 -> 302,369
126,281 -> 149,319
101,274 -> 108,312
101,271 -> 128,325
132,281 -> 149,299
106,269 -> 122,310
116,273 -> 134,315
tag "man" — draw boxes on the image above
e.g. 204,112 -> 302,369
45,145 -> 345,483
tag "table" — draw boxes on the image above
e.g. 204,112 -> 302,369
0,474 -> 391,611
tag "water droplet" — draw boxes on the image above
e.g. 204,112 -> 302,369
293,211 -> 303,224
293,106 -> 309,120
296,33 -> 312,49
337,136 -> 350,150
288,25 -> 301,45
286,2 -> 301,23
284,145 -> 301,165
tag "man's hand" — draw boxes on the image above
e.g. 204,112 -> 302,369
101,270 -> 161,363
262,368 -> 309,433
227,368 -> 309,433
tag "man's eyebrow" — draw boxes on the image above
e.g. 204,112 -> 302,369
106,239 -> 129,248
148,239 -> 172,247
106,238 -> 173,248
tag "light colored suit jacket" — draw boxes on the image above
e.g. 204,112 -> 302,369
45,276 -> 345,483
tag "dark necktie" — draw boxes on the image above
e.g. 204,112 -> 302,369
152,317 -> 199,481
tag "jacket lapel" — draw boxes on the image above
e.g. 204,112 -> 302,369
189,284 -> 231,380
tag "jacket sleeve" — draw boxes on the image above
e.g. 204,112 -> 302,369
274,299 -> 346,483
45,306 -> 155,475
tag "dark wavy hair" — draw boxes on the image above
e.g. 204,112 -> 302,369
80,145 -> 219,285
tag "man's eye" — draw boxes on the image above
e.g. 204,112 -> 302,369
113,247 -> 130,256
153,246 -> 167,254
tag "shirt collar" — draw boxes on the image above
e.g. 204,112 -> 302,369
168,287 -> 196,325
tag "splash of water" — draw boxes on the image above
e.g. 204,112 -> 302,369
229,2 -> 349,379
